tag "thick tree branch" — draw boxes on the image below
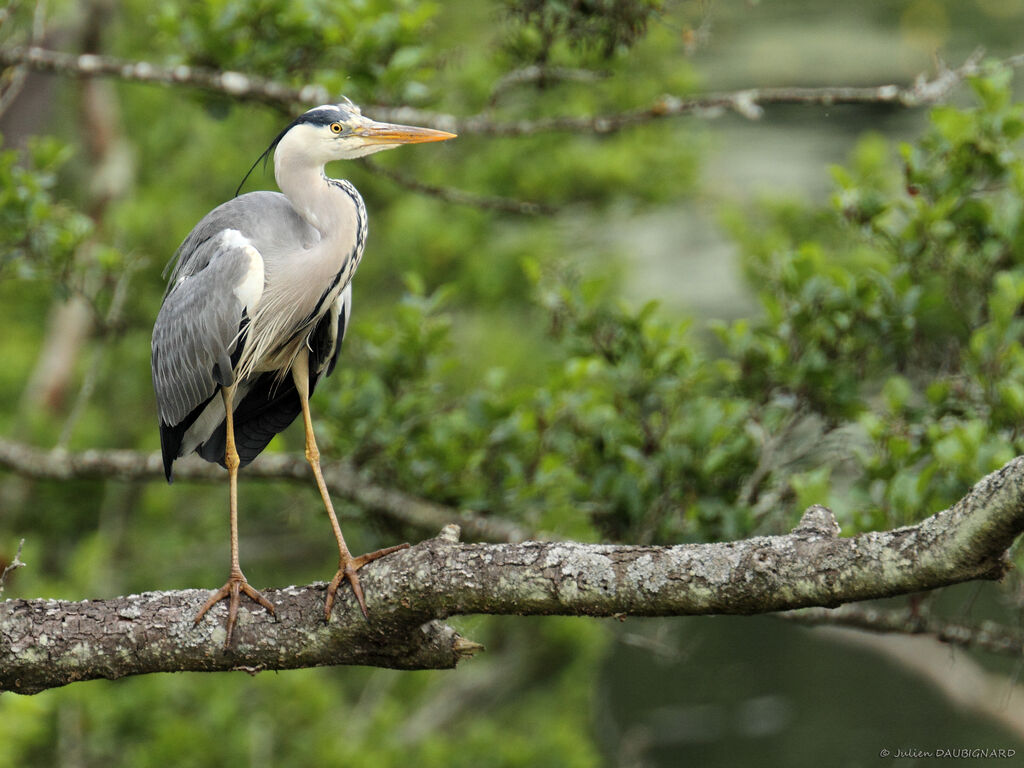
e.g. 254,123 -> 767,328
4,456 -> 1024,694
0,437 -> 530,543
2,46 -> 1021,135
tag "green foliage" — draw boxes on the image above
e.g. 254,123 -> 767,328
316,65 -> 1024,545
0,137 -> 92,283
320,270 -> 761,543
503,0 -> 665,62
725,62 -> 1024,527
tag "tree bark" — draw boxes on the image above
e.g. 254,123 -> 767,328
4,455 -> 1024,695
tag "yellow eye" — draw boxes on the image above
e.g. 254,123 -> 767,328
330,122 -> 343,134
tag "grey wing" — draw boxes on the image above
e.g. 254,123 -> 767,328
164,191 -> 317,289
151,228 -> 264,427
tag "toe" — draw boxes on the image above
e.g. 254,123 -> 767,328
241,582 -> 276,616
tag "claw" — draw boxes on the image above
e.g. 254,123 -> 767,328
324,543 -> 410,621
194,572 -> 276,648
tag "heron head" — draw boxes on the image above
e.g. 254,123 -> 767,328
236,99 -> 456,195
296,99 -> 456,160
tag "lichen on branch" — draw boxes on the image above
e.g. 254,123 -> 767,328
3,456 -> 1023,695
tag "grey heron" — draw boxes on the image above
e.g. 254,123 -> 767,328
151,100 -> 455,645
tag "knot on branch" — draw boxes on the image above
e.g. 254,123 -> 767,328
793,505 -> 840,540
434,524 -> 462,544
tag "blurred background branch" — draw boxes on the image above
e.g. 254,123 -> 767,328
487,65 -> 610,106
779,603 -> 1024,658
2,45 -> 1021,133
812,624 -> 1024,742
0,437 -> 529,543
361,157 -> 559,215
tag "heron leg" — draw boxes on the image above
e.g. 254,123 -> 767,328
194,384 -> 276,647
292,348 -> 409,621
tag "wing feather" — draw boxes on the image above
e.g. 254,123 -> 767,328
152,229 -> 264,430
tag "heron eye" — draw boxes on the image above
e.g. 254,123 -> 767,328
330,122 -> 343,134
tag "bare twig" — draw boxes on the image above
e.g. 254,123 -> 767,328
361,158 -> 559,216
0,538 -> 25,595
2,46 -> 1021,135
779,602 -> 1024,658
0,437 -> 531,543
5,453 -> 1024,693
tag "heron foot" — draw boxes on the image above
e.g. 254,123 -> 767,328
325,543 -> 410,621
194,572 -> 276,648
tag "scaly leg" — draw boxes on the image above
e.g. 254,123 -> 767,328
292,348 -> 409,621
194,384 -> 276,646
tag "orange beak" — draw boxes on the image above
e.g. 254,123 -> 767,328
357,120 -> 457,145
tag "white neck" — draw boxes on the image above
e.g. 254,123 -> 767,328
273,124 -> 359,245
267,125 -> 366,313
274,159 -> 338,237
